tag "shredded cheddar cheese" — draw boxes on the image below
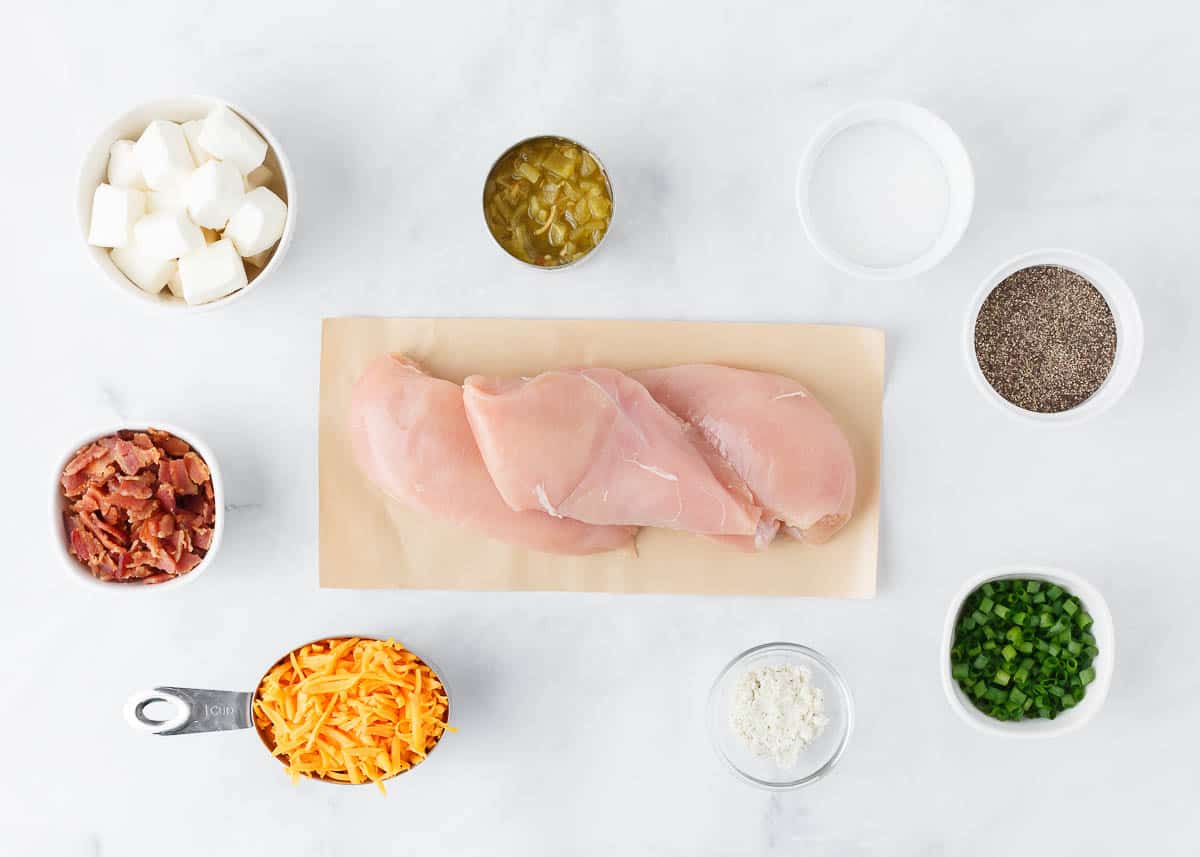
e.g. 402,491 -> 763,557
253,637 -> 450,793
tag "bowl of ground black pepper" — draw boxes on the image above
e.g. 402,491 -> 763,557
964,249 -> 1143,424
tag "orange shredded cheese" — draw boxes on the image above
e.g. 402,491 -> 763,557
253,637 -> 450,793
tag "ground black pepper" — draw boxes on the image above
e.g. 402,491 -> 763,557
974,265 -> 1117,414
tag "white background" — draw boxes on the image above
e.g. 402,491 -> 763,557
3,2 -> 1197,854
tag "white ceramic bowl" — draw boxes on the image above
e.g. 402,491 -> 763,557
707,642 -> 853,790
940,565 -> 1114,738
78,96 -> 295,312
963,248 -> 1144,425
796,100 -> 974,280
51,422 -> 224,591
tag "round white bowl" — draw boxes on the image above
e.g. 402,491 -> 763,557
940,565 -> 1114,738
707,642 -> 853,790
963,248 -> 1144,425
78,96 -> 296,312
51,422 -> 224,592
796,100 -> 974,280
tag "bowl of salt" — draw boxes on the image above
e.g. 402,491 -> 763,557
796,100 -> 974,280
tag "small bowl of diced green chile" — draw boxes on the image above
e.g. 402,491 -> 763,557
941,566 -> 1114,737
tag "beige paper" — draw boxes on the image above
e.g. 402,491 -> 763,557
319,318 -> 884,597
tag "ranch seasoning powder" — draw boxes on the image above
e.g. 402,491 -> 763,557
974,264 -> 1117,414
730,664 -> 829,766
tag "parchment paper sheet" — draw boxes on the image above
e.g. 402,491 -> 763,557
319,318 -> 884,597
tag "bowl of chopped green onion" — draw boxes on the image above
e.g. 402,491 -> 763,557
941,566 -> 1114,737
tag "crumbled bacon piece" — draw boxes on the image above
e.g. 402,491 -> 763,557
192,527 -> 213,551
159,458 -> 198,496
111,473 -> 156,499
156,482 -> 177,513
60,429 -> 216,584
183,452 -> 210,485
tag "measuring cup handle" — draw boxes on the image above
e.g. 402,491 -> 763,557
124,687 -> 254,735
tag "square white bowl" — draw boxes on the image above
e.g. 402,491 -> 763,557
940,565 -> 1114,738
78,96 -> 295,312
51,422 -> 223,592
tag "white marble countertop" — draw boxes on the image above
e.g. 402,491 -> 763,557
4,2 -> 1198,854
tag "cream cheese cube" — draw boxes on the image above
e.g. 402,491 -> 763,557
87,183 -> 145,248
225,187 -> 287,257
111,242 -> 175,294
178,238 -> 248,305
198,106 -> 267,175
185,160 -> 245,230
146,184 -> 188,214
106,140 -> 147,190
133,211 -> 205,260
181,120 -> 212,167
134,120 -> 195,191
166,263 -> 184,297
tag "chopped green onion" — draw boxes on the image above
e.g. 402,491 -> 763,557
950,577 -> 1100,723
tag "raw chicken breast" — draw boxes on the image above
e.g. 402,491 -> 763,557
631,365 -> 856,544
462,368 -> 762,535
350,355 -> 635,556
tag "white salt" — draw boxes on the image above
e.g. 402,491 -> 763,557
806,121 -> 949,270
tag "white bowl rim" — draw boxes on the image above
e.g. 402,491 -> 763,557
707,641 -> 854,790
940,564 -> 1115,738
795,99 -> 975,281
962,248 -> 1144,426
77,94 -> 296,313
51,421 -> 224,592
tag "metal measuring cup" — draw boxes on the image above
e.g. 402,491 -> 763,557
123,636 -> 450,785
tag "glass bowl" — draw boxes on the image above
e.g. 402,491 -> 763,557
707,642 -> 853,790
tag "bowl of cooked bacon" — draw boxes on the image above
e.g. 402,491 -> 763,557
53,424 -> 222,588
